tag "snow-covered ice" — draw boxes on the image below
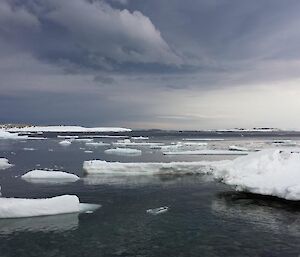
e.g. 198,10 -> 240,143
131,136 -> 149,140
113,139 -> 163,148
21,170 -> 80,184
59,140 -> 72,146
0,129 -> 28,140
0,158 -> 13,170
228,145 -> 251,152
7,126 -> 131,133
0,195 -> 101,218
104,148 -> 142,156
23,148 -> 36,151
83,160 -> 212,175
183,138 -> 225,141
211,149 -> 300,200
84,150 -> 93,153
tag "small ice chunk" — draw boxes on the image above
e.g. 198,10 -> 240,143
146,206 -> 168,215
59,140 -> 72,146
228,145 -> 250,152
85,142 -> 110,147
23,148 -> 36,151
0,158 -> 13,170
104,148 -> 142,156
163,150 -> 249,155
131,136 -> 149,140
84,150 -> 93,153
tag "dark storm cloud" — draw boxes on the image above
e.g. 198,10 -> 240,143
1,0 -> 300,128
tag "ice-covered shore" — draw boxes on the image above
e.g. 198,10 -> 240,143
0,195 -> 100,218
7,126 -> 131,133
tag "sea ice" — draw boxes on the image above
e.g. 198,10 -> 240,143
104,148 -> 142,156
163,149 -> 249,155
85,142 -> 110,147
21,170 -> 80,184
0,195 -> 101,218
59,140 -> 72,146
0,158 -> 13,170
0,129 -> 28,140
131,136 -> 149,140
146,206 -> 168,215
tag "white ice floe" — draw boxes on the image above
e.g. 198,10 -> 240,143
146,206 -> 168,215
211,149 -> 300,200
23,148 -> 36,151
131,136 -> 149,140
183,138 -> 225,141
160,142 -> 207,152
84,150 -> 93,153
104,148 -> 142,156
85,142 -> 110,147
59,140 -> 72,146
113,139 -> 163,148
0,129 -> 28,140
272,140 -> 298,146
75,138 -> 94,142
0,158 -> 13,170
228,145 -> 251,152
57,135 -> 79,139
83,160 -> 213,175
21,170 -> 80,184
7,126 -> 131,133
0,195 -> 101,218
163,149 -> 249,155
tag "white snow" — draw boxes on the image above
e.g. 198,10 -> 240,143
85,142 -> 110,147
59,140 -> 72,146
21,170 -> 79,184
163,149 -> 249,155
211,149 -> 300,200
7,126 -> 131,133
104,148 -> 142,156
0,195 -> 101,218
83,160 -> 212,175
0,158 -> 13,170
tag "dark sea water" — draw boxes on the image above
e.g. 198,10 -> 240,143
0,130 -> 300,257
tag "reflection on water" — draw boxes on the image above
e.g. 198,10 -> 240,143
0,213 -> 78,235
212,192 -> 300,236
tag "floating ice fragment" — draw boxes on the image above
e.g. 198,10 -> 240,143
104,148 -> 142,156
146,206 -> 168,215
59,140 -> 72,146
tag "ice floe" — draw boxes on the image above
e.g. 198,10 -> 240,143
163,149 -> 249,155
131,136 -> 149,140
112,139 -> 163,148
83,160 -> 212,175
21,170 -> 80,184
59,140 -> 72,146
0,158 -> 13,170
146,206 -> 168,215
85,142 -> 110,147
23,148 -> 36,151
0,195 -> 101,218
0,129 -> 28,140
211,149 -> 300,200
7,126 -> 131,133
228,145 -> 252,152
104,148 -> 142,156
183,138 -> 225,141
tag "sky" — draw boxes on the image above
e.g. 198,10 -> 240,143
1,0 -> 300,130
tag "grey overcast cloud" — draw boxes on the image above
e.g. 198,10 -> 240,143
1,0 -> 300,129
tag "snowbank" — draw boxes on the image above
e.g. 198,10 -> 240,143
83,160 -> 213,175
104,148 -> 142,156
163,149 -> 249,155
0,195 -> 100,218
7,126 -> 131,133
59,140 -> 72,146
0,158 -> 13,170
21,170 -> 80,184
211,149 -> 300,200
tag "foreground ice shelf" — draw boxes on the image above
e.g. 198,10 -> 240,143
0,195 -> 100,218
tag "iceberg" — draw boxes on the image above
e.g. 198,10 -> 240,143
163,149 -> 249,155
0,195 -> 101,218
104,148 -> 142,156
211,149 -> 300,200
83,160 -> 213,175
59,140 -> 72,146
7,126 -> 131,133
21,170 -> 80,184
0,158 -> 13,170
